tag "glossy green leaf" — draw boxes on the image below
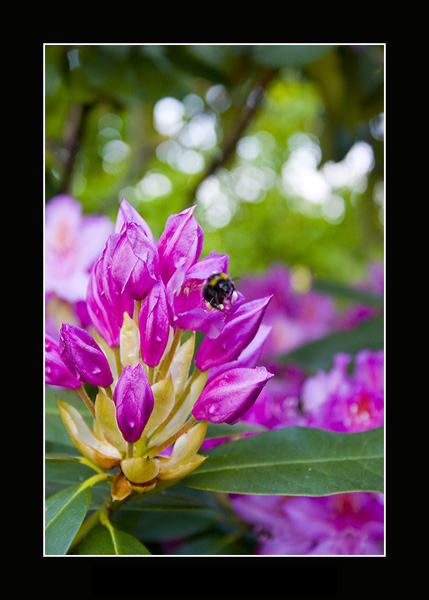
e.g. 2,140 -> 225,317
77,525 -> 151,555
277,316 -> 384,372
183,426 -> 384,496
45,483 -> 92,555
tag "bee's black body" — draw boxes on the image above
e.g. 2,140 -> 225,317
202,272 -> 235,310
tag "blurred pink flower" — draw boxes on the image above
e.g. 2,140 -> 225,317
45,195 -> 113,336
335,261 -> 384,329
45,195 -> 113,302
239,264 -> 338,358
227,262 -> 384,555
301,350 -> 384,432
232,492 -> 384,555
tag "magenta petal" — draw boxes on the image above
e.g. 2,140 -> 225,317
138,279 -> 171,367
172,252 -> 237,337
45,334 -> 81,389
110,222 -> 159,300
157,206 -> 204,285
59,324 -> 113,387
207,324 -> 272,382
114,199 -> 154,243
192,366 -> 274,424
113,364 -> 154,443
87,237 -> 134,347
195,296 -> 272,371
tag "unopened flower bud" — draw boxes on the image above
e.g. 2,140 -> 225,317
138,278 -> 171,367
45,334 -> 81,389
157,206 -> 204,286
113,364 -> 154,443
192,366 -> 274,425
195,296 -> 272,371
110,221 -> 159,300
59,323 -> 113,388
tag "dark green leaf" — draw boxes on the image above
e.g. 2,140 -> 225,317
182,426 -> 384,496
313,278 -> 384,307
112,508 -> 216,543
252,45 -> 337,68
45,483 -> 92,555
276,316 -> 384,372
77,525 -> 151,555
45,459 -> 110,508
205,421 -> 266,440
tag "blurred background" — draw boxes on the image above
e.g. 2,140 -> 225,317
44,44 -> 384,284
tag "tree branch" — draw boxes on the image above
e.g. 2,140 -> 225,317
186,66 -> 279,207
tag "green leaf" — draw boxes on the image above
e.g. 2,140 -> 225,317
252,45 -> 337,68
77,525 -> 151,555
45,483 -> 92,555
113,508 -> 216,543
182,426 -> 384,496
205,421 -> 266,440
313,278 -> 384,307
277,316 -> 384,372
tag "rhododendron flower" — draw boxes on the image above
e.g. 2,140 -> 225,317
238,263 -> 338,358
225,264 -> 384,556
232,492 -> 384,555
45,195 -> 114,338
301,350 -> 384,432
172,251 -> 238,337
45,195 -> 113,303
45,199 -> 273,500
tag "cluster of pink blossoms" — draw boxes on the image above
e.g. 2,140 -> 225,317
45,198 -> 273,497
229,264 -> 384,555
45,195 -> 114,337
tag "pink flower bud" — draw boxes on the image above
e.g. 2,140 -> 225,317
114,199 -> 155,244
192,366 -> 274,425
45,334 -> 81,389
113,364 -> 154,443
195,296 -> 272,371
87,237 -> 134,347
59,323 -> 113,388
157,206 -> 204,286
110,222 -> 159,300
138,279 -> 171,367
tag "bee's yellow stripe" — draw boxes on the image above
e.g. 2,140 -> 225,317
209,273 -> 228,286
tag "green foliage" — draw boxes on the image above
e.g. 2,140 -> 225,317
77,525 -> 151,555
45,483 -> 92,555
182,426 -> 384,495
278,315 -> 384,373
45,43 -> 384,282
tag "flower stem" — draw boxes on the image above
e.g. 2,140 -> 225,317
127,442 -> 134,458
77,385 -> 96,418
155,327 -> 183,382
133,300 -> 141,327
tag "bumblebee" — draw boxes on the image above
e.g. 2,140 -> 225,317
203,272 -> 235,311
